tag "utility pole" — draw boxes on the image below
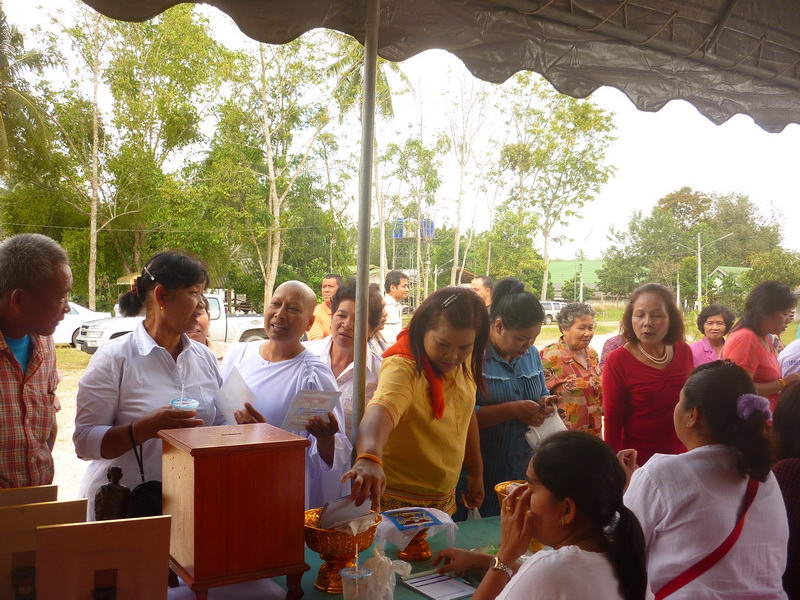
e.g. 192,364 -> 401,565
696,231 -> 702,312
678,232 -> 733,312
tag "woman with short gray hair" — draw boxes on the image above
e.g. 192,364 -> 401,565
540,303 -> 603,436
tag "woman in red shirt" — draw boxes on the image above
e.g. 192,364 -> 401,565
723,281 -> 799,410
602,283 -> 693,465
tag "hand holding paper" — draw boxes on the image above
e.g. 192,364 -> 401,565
281,390 -> 340,431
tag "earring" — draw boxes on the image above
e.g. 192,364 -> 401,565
160,305 -> 165,311
560,517 -> 568,526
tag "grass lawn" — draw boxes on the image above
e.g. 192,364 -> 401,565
56,346 -> 91,370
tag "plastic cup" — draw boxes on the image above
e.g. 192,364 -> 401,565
170,398 -> 199,411
340,567 -> 373,600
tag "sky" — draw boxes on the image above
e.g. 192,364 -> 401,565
11,1 -> 800,261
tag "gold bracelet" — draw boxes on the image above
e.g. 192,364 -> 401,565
356,453 -> 383,467
778,378 -> 786,391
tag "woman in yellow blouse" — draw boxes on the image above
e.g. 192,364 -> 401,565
343,287 -> 489,515
540,303 -> 602,436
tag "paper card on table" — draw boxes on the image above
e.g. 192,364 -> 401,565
401,571 -> 475,600
281,390 -> 340,431
384,508 -> 442,532
216,366 -> 257,425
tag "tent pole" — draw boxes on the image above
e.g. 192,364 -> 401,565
351,0 -> 380,446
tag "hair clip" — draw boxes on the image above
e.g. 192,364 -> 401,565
736,393 -> 771,421
143,264 -> 156,282
441,293 -> 459,308
512,281 -> 525,293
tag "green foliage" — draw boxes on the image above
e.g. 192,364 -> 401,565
598,188 -> 783,301
498,73 -> 615,297
743,248 -> 800,290
0,7 -> 50,176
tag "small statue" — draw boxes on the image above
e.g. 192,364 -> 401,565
94,466 -> 131,521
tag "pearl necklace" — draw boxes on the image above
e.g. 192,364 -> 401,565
637,343 -> 673,365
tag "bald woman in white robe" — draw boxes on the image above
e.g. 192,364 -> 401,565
220,281 -> 351,508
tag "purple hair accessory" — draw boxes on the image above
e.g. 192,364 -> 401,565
736,393 -> 771,421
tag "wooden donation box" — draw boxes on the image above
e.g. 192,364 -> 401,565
159,423 -> 310,599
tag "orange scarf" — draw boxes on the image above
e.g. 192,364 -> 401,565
383,328 -> 445,419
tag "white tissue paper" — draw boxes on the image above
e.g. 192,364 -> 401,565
362,545 -> 412,600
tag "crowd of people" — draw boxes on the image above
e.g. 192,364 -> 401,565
2,232 -> 800,599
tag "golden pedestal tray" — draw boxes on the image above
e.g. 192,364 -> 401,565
303,508 -> 381,594
494,480 -> 543,553
397,529 -> 432,562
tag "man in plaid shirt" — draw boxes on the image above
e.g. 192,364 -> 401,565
0,234 -> 71,488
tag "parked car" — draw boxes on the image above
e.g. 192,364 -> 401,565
53,302 -> 111,346
541,300 -> 567,325
75,294 -> 266,354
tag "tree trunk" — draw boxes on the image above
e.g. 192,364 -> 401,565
373,133 -> 387,287
88,15 -> 101,310
450,167 -> 464,286
541,227 -> 551,300
460,227 -> 474,281
415,197 -> 422,306
323,147 -> 335,273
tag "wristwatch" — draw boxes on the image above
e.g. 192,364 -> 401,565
490,556 -> 513,580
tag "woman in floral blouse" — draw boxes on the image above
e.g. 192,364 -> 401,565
540,303 -> 602,436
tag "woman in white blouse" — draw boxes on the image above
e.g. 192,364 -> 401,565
304,278 -> 384,437
623,360 -> 789,599
434,431 -> 648,600
74,252 -> 238,519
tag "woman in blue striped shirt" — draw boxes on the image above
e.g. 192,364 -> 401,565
462,278 -> 553,518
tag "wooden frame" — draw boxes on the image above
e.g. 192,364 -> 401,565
0,499 -> 87,598
0,485 -> 58,508
35,515 -> 171,599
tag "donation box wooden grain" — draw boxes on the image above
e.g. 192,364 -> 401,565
159,423 -> 310,599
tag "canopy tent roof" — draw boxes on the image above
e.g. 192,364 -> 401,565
81,0 -> 800,132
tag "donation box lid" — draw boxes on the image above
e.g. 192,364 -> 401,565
158,423 -> 309,457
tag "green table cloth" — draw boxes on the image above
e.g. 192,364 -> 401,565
277,516 -> 500,599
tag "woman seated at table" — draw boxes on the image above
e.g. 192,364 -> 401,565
434,431 -> 648,600
623,361 -> 788,599
541,302 -> 602,436
773,382 -> 800,598
304,278 -> 385,435
343,287 -> 489,515
690,303 -> 734,367
723,281 -> 799,410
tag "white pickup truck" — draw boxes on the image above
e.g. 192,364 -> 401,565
75,293 -> 266,354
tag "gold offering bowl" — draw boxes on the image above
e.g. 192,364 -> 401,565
397,529 -> 432,562
494,480 -> 543,553
304,508 -> 381,594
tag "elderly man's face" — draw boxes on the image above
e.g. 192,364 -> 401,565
18,262 -> 72,336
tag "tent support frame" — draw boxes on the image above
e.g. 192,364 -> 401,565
351,0 -> 380,446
